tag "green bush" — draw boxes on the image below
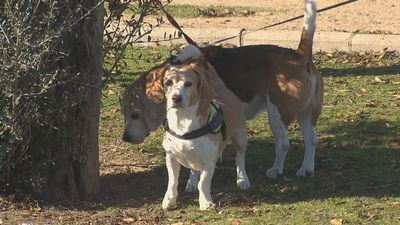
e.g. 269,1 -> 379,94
0,0 -> 167,196
0,0 -> 77,195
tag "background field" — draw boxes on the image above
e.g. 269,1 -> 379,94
2,0 -> 400,224
162,0 -> 400,34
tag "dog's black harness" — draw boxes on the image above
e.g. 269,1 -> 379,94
163,101 -> 227,141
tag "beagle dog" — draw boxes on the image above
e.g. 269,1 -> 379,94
146,54 -> 249,210
120,63 -> 167,144
121,0 -> 322,180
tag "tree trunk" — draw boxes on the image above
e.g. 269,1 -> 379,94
47,0 -> 104,201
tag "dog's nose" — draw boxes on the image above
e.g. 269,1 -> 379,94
172,94 -> 182,104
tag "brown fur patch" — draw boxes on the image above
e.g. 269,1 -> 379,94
146,63 -> 169,103
190,63 -> 214,117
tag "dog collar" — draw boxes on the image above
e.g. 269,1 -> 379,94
164,101 -> 226,141
168,55 -> 181,65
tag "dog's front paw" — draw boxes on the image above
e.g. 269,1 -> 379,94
296,166 -> 314,177
266,168 -> 282,179
199,200 -> 215,211
237,177 -> 250,190
162,194 -> 177,210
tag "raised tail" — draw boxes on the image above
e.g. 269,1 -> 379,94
176,44 -> 202,61
297,0 -> 317,61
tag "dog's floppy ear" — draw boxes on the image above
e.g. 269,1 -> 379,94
191,58 -> 215,115
189,55 -> 209,71
146,64 -> 169,103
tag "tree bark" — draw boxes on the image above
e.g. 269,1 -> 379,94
47,0 -> 103,201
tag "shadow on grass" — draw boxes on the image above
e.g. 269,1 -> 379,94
98,163 -> 195,208
319,64 -> 400,77
234,119 -> 400,204
99,166 -> 167,208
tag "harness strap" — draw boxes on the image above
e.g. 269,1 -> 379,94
164,102 -> 226,141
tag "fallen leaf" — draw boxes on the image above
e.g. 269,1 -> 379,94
111,108 -> 120,113
171,223 -> 184,225
360,88 -> 368,93
368,211 -> 380,219
389,140 -> 400,147
7,194 -> 15,202
365,102 -> 377,107
122,217 -> 135,223
242,207 -> 257,213
279,187 -> 291,193
32,206 -> 42,212
230,218 -> 241,225
330,218 -> 343,225
392,94 -> 400,99
108,90 -> 115,96
374,76 -> 383,83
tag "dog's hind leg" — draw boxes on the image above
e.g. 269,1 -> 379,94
232,122 -> 250,190
162,153 -> 181,210
266,100 -> 290,179
296,107 -> 318,177
185,170 -> 200,192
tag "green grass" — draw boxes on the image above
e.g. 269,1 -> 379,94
96,46 -> 400,224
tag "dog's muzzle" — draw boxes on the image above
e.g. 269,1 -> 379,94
172,94 -> 182,103
170,94 -> 183,108
122,131 -> 149,144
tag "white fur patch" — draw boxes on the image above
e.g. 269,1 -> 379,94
265,98 -> 290,179
304,0 -> 316,37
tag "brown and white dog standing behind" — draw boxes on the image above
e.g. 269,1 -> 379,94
201,0 -> 323,178
146,52 -> 250,210
121,0 -> 323,179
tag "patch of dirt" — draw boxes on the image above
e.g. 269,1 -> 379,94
168,0 -> 400,34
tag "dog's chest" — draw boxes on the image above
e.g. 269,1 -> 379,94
163,134 -> 220,171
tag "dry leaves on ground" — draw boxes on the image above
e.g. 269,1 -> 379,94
330,218 -> 343,225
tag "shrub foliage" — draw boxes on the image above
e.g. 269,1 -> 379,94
0,0 -> 78,195
0,0 -> 166,196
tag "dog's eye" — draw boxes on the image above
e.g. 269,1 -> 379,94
184,81 -> 192,87
165,79 -> 173,87
131,113 -> 140,120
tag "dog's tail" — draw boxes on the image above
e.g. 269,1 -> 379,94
176,44 -> 202,61
297,0 -> 316,61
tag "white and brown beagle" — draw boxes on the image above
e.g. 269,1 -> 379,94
121,0 -> 322,181
146,53 -> 250,210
